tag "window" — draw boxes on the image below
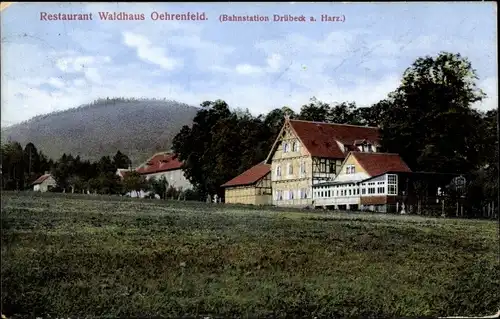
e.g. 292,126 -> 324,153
283,143 -> 289,153
377,187 -> 385,194
362,188 -> 366,195
368,187 -> 376,194
387,174 -> 397,195
276,166 -> 281,177
327,190 -> 331,197
300,162 -> 306,176
292,141 -> 298,152
336,190 -> 339,196
287,163 -> 293,175
329,162 -> 336,173
320,159 -> 326,172
275,190 -> 283,200
349,189 -> 352,196
346,165 -> 355,174
300,188 -> 308,199
289,190 -> 294,200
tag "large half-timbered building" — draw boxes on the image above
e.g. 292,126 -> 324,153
264,117 -> 380,207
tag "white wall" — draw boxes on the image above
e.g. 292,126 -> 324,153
33,176 -> 57,192
145,169 -> 193,190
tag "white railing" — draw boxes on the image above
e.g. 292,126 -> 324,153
314,196 -> 360,207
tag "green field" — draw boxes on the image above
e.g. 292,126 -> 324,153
1,192 -> 499,318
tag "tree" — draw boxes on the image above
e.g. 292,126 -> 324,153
97,156 -> 116,174
38,151 -> 52,175
327,101 -> 359,124
299,97 -> 330,122
23,142 -> 41,184
52,153 -> 76,192
113,150 -> 131,169
97,172 -> 123,195
67,175 -> 83,193
86,177 -> 101,194
379,52 -> 486,174
173,100 -> 276,198
1,141 -> 25,190
264,106 -> 296,137
122,171 -> 147,197
354,99 -> 392,127
148,176 -> 168,199
172,100 -> 234,196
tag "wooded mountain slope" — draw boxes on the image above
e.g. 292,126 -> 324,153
1,98 -> 198,165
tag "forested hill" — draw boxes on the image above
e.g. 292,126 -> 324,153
0,98 -> 199,165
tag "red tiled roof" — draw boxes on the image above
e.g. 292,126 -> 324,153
32,174 -> 51,185
289,120 -> 380,159
221,163 -> 271,188
136,153 -> 183,175
352,152 -> 412,176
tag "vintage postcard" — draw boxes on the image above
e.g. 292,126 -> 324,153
1,2 -> 498,318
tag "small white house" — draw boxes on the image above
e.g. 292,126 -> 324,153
115,151 -> 193,199
136,152 -> 193,190
32,173 -> 57,192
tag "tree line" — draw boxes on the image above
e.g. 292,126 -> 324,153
0,143 -> 199,200
172,52 -> 498,217
1,51 -> 498,217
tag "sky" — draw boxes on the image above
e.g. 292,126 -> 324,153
0,2 -> 497,127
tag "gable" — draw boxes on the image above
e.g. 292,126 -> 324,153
333,153 -> 370,183
352,152 -> 412,176
265,119 -> 310,163
338,154 -> 367,176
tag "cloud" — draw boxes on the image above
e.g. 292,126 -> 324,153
122,32 -> 182,71
47,77 -> 65,89
235,64 -> 263,75
475,77 -> 498,112
1,2 -> 497,128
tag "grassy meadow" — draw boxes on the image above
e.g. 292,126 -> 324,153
1,191 -> 499,318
